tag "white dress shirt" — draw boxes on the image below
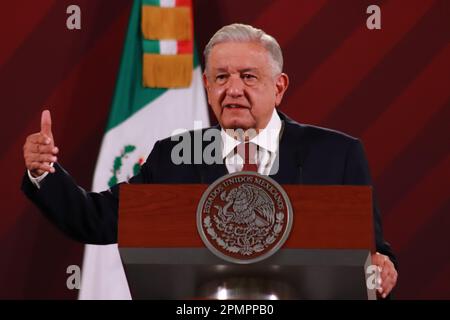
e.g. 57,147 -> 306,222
28,163 -> 53,189
221,109 -> 282,175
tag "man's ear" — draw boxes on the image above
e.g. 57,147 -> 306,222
203,72 -> 211,105
202,72 -> 209,90
275,73 -> 289,107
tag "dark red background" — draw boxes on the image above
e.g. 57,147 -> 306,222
1,0 -> 449,299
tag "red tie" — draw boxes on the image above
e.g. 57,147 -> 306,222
236,142 -> 258,172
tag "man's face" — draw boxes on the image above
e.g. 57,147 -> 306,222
203,41 -> 289,131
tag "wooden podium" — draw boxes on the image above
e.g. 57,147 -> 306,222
118,184 -> 376,299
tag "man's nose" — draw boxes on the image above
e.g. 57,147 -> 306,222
226,76 -> 244,97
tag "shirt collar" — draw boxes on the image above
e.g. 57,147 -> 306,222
221,109 -> 282,159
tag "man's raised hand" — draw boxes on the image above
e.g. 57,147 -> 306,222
23,110 -> 59,177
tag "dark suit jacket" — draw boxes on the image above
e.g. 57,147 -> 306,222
21,112 -> 396,266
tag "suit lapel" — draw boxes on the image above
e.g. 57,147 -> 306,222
270,112 -> 305,184
197,125 -> 228,183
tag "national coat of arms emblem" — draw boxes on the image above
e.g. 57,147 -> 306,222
197,172 -> 293,264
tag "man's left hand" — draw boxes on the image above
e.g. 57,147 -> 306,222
371,252 -> 398,298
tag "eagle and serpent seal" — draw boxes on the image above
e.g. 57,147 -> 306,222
197,172 -> 293,264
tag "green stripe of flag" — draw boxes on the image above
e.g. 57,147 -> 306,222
142,0 -> 161,6
142,39 -> 160,54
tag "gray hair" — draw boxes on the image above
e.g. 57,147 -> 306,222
204,23 -> 283,75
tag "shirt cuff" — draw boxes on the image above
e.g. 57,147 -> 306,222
27,163 -> 54,189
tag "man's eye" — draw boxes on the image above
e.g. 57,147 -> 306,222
216,74 -> 227,81
242,74 -> 256,80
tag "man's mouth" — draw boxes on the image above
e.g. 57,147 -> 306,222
223,104 -> 249,109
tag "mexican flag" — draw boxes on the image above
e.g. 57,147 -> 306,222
79,0 -> 209,299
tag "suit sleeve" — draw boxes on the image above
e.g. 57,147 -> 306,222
343,139 -> 398,269
21,140 -> 162,245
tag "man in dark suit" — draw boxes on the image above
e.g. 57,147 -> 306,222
22,23 -> 398,298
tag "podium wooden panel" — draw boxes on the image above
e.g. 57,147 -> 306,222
119,184 -> 375,251
118,184 -> 376,299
